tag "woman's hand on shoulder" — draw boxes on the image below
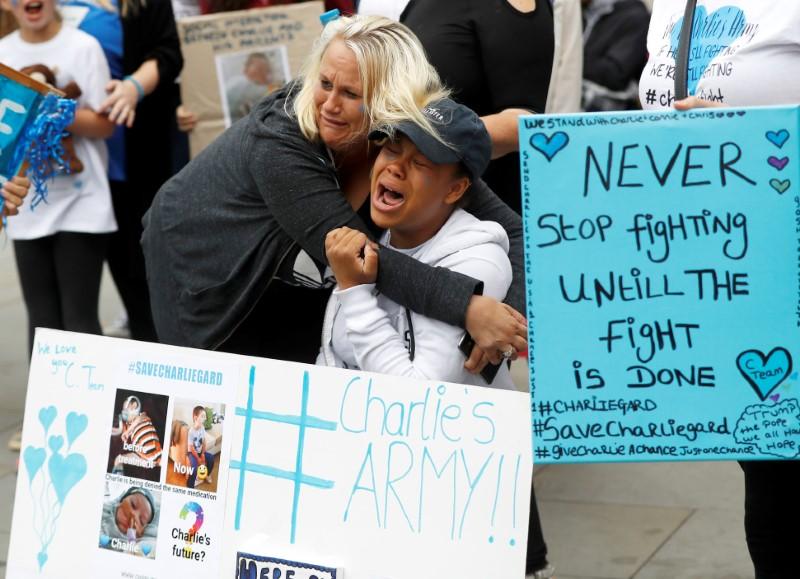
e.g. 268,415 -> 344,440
465,295 -> 527,365
325,227 -> 379,290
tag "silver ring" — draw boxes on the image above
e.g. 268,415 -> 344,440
501,347 -> 515,360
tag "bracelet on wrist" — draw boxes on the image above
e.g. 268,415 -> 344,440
124,75 -> 145,102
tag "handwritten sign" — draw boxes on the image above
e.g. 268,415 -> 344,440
7,329 -> 532,578
519,106 -> 800,463
177,2 -> 323,157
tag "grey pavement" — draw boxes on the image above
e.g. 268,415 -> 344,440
0,244 -> 754,578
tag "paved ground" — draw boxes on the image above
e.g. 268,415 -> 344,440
0,245 -> 755,578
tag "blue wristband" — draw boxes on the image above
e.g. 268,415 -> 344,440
124,75 -> 145,102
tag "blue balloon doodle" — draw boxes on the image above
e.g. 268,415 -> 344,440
22,406 -> 89,570
765,129 -> 790,148
736,347 -> 793,401
669,6 -> 745,96
65,412 -> 88,448
48,435 -> 63,453
38,406 -> 56,432
22,446 -> 45,484
529,132 -> 569,162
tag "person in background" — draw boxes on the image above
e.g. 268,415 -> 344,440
1,0 -> 117,449
80,0 -> 183,342
640,1 -> 800,577
581,0 -> 650,111
398,2 -> 557,576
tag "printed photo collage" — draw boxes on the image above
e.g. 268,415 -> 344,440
99,388 -> 226,560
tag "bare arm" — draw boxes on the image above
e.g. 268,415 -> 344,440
481,108 -> 533,159
70,109 -> 115,139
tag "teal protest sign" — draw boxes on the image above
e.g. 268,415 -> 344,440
520,106 -> 800,463
0,64 -> 45,185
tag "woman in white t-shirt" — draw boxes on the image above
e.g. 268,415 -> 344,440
640,2 -> 800,577
0,0 -> 117,355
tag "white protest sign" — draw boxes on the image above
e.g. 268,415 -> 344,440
7,330 -> 531,578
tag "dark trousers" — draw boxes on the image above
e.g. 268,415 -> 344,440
107,180 -> 157,341
526,483 -> 549,573
741,460 -> 800,579
218,280 -> 331,363
14,232 -> 109,355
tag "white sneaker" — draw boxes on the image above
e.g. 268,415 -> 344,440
7,429 -> 22,452
104,311 -> 130,339
526,563 -> 556,579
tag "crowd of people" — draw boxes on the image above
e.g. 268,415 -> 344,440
1,0 -> 798,577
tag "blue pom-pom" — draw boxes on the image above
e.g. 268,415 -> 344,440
12,94 -> 76,211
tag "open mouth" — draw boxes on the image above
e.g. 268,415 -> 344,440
373,181 -> 406,211
24,1 -> 43,14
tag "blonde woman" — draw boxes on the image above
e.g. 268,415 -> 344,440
62,0 -> 183,341
143,15 -> 527,368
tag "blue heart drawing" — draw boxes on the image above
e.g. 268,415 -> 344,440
23,446 -> 46,484
769,178 -> 791,194
141,543 -> 153,556
766,129 -> 790,148
99,534 -> 110,548
66,412 -> 88,448
37,551 -> 48,570
670,6 -> 745,95
48,435 -> 63,453
47,452 -> 87,504
736,347 -> 793,401
38,406 -> 57,433
530,132 -> 569,161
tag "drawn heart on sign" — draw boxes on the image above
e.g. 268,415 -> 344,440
47,452 -> 87,504
736,347 -> 793,401
765,129 -> 790,148
530,131 -> 569,161
99,534 -> 110,548
769,394 -> 781,402
141,544 -> 153,556
670,5 -> 745,95
769,178 -> 791,194
38,406 -> 57,433
48,435 -> 63,453
768,156 -> 789,171
65,412 -> 88,448
23,446 -> 46,483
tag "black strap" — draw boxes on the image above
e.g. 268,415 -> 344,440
674,0 -> 698,100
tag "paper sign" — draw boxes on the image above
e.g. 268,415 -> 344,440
177,2 -> 323,157
7,330 -> 532,578
519,106 -> 800,463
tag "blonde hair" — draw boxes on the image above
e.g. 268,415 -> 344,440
292,15 -> 450,148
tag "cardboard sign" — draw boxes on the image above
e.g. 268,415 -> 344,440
519,106 -> 800,463
7,330 -> 532,578
177,2 -> 323,157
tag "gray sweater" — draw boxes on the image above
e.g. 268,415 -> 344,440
142,83 -> 524,350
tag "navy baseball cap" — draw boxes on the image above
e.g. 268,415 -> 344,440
369,98 -> 492,180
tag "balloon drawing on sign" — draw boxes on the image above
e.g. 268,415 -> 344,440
529,132 -> 569,162
22,407 -> 89,569
736,347 -> 793,401
765,129 -> 790,148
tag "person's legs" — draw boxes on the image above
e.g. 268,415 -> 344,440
107,180 -> 157,341
526,483 -> 552,576
52,232 -> 108,336
14,236 -> 63,356
187,453 -> 199,488
204,451 -> 215,483
741,460 -> 800,579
